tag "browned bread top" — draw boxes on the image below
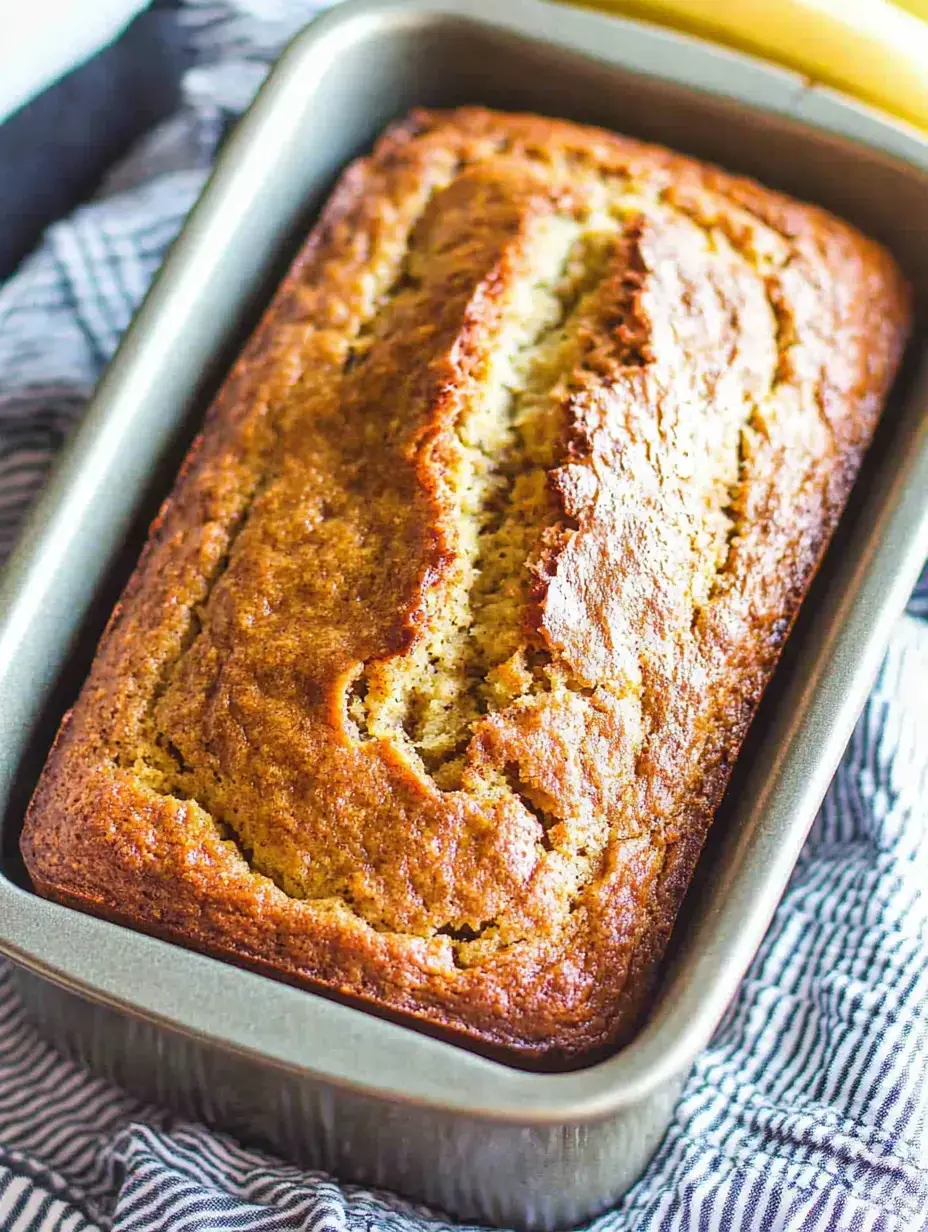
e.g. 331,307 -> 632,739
21,107 -> 911,1067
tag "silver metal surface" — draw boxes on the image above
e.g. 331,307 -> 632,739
2,1 -> 928,1226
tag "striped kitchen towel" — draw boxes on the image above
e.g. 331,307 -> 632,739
1,1 -> 927,1228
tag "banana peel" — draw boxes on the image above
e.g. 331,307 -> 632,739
892,0 -> 928,19
567,0 -> 928,131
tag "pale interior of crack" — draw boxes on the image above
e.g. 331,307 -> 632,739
353,211 -> 622,791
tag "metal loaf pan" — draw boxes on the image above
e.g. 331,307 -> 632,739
2,1 -> 928,1227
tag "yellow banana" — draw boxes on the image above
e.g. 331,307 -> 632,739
891,0 -> 928,19
568,0 -> 928,131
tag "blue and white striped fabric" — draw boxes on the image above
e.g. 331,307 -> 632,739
1,2 -> 927,1228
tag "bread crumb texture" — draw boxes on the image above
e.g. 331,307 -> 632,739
21,108 -> 910,1066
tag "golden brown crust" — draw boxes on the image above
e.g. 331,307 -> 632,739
20,108 -> 911,1068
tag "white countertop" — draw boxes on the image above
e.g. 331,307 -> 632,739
0,0 -> 149,123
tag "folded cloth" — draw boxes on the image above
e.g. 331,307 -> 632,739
0,2 -> 926,1228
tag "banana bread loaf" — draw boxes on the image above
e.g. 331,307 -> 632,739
21,107 -> 911,1067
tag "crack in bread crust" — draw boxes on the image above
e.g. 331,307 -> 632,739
356,216 -> 621,781
20,107 -> 911,1065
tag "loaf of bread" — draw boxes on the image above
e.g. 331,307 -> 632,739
21,108 -> 910,1067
